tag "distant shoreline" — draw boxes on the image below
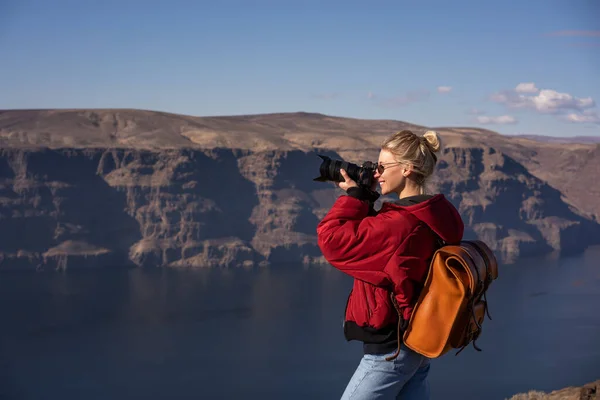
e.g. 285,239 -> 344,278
502,133 -> 600,144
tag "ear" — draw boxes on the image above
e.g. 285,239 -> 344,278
402,164 -> 413,177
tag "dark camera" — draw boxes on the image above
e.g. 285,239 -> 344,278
313,155 -> 377,189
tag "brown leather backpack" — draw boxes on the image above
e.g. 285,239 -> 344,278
388,240 -> 499,360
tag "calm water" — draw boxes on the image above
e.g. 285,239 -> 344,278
1,248 -> 600,400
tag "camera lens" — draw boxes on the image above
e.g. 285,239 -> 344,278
314,155 -> 369,185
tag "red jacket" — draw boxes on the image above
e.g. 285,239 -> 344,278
317,192 -> 464,350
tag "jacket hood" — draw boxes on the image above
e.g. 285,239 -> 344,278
384,194 -> 464,244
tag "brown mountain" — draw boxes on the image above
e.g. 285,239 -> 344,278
0,109 -> 598,270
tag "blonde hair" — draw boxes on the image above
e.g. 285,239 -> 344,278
380,130 -> 442,194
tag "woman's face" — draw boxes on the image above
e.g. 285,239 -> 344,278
375,149 -> 407,196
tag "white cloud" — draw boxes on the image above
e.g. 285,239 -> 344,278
565,110 -> 600,124
532,90 -> 595,113
515,83 -> 539,94
476,115 -> 518,125
437,86 -> 452,93
491,84 -> 596,115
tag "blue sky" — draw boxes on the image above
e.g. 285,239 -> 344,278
1,0 -> 599,137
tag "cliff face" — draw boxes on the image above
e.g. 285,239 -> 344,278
0,109 -> 598,270
429,146 -> 599,262
0,148 -> 259,269
0,146 -> 598,270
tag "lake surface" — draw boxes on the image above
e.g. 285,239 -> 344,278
1,247 -> 600,400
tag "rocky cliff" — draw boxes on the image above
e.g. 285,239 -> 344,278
507,379 -> 599,400
0,109 -> 598,270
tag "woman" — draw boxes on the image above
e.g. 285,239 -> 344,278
316,130 -> 465,400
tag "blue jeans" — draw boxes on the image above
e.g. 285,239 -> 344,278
340,346 -> 431,400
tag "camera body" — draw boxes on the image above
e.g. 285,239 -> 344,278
313,155 -> 377,189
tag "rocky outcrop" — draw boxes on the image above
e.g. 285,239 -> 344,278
429,146 -> 599,262
0,109 -> 599,270
507,380 -> 599,400
0,143 -> 599,270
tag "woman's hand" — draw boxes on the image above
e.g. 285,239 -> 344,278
335,169 -> 359,191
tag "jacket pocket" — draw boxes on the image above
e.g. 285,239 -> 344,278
362,282 -> 374,318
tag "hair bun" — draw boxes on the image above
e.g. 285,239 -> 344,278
422,130 -> 442,153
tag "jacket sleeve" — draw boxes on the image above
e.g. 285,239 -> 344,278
316,193 -> 400,287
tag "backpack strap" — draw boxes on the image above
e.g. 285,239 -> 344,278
385,295 -> 408,361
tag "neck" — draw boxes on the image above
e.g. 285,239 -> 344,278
398,182 -> 422,199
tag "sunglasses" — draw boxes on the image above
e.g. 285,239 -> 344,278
376,162 -> 403,174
